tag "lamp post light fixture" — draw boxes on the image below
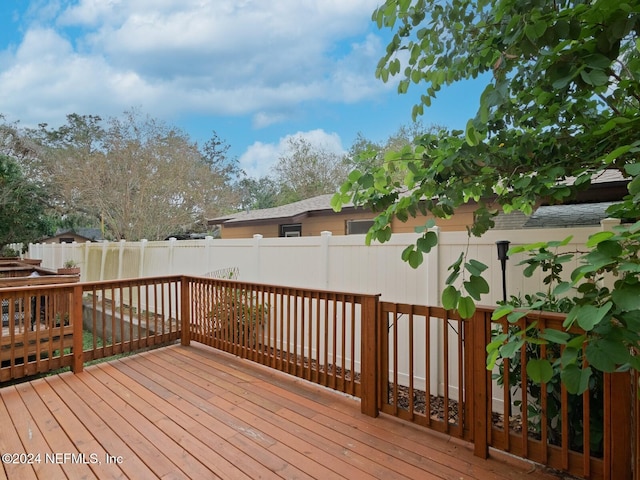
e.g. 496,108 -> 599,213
496,240 -> 511,303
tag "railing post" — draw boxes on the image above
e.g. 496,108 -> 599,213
608,371 -> 632,479
71,284 -> 84,373
361,294 -> 379,417
471,309 -> 489,458
180,276 -> 191,346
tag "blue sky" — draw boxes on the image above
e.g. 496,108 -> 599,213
0,1 -> 484,178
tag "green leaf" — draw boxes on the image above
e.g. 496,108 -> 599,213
586,338 -> 630,372
486,333 -> 508,353
566,334 -> 586,350
560,346 -> 579,367
597,239 -> 623,258
552,281 -> 572,296
491,304 -> 514,320
561,364 -> 592,395
330,193 -> 343,212
612,285 -> 640,311
442,285 -> 460,310
575,302 -> 612,331
499,338 -> 524,359
408,249 -> 423,268
463,275 -> 490,301
465,259 -> 488,276
586,231 -> 615,247
602,144 -> 633,164
457,296 -> 476,319
507,310 -> 527,323
626,162 -> 640,176
347,170 -> 362,182
417,231 -> 438,252
526,359 -> 553,384
540,328 -> 570,345
465,120 -> 483,146
486,348 -> 500,370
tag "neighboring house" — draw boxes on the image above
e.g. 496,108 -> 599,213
42,228 -> 104,244
209,171 -> 629,239
208,194 -> 477,239
494,170 -> 630,230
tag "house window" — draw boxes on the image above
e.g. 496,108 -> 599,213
346,219 -> 375,235
59,237 -> 75,244
280,224 -> 302,237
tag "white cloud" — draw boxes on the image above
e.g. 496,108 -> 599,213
0,0 -> 387,129
239,129 -> 346,179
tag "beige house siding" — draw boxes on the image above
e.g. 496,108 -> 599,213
218,206 -> 476,239
391,204 -> 476,233
220,223 -> 280,239
220,210 -> 376,239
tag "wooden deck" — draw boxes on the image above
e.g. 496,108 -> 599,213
0,343 -> 563,480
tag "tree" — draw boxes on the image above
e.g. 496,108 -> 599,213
274,137 -> 350,202
237,176 -> 283,211
0,154 -> 53,250
347,121 -> 445,172
333,0 -> 640,393
31,111 -> 239,241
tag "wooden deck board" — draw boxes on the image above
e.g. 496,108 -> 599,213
1,343 -> 563,480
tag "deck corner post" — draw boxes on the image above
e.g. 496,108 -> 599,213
361,294 -> 380,418
472,309 -> 489,459
180,276 -> 191,346
608,370 -> 632,479
71,284 -> 84,373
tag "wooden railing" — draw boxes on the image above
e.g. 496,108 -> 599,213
0,284 -> 76,381
0,276 -> 636,479
378,302 -> 633,480
80,277 -> 181,364
0,277 -> 182,382
378,302 -> 473,440
184,276 -> 379,410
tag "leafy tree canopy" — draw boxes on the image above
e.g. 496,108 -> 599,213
26,110 -> 240,241
333,0 -> 640,392
274,137 -> 351,203
0,154 -> 53,250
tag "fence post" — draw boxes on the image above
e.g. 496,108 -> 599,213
71,284 -> 84,373
139,239 -> 147,278
100,240 -> 108,281
320,231 -> 331,289
118,239 -> 126,279
471,309 -> 489,458
253,234 -> 263,282
361,294 -> 380,417
180,276 -> 191,346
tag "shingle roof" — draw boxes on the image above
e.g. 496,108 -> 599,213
210,194 -> 354,225
524,202 -> 616,228
493,202 -> 618,230
52,228 -> 103,241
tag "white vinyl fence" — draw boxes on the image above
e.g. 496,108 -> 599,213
28,223 -> 611,403
29,225 -> 607,306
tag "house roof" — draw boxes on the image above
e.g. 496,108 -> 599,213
209,194 -> 357,227
47,228 -> 104,242
209,170 -> 628,229
494,202 -> 618,230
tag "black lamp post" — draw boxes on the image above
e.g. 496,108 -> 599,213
496,240 -> 510,303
